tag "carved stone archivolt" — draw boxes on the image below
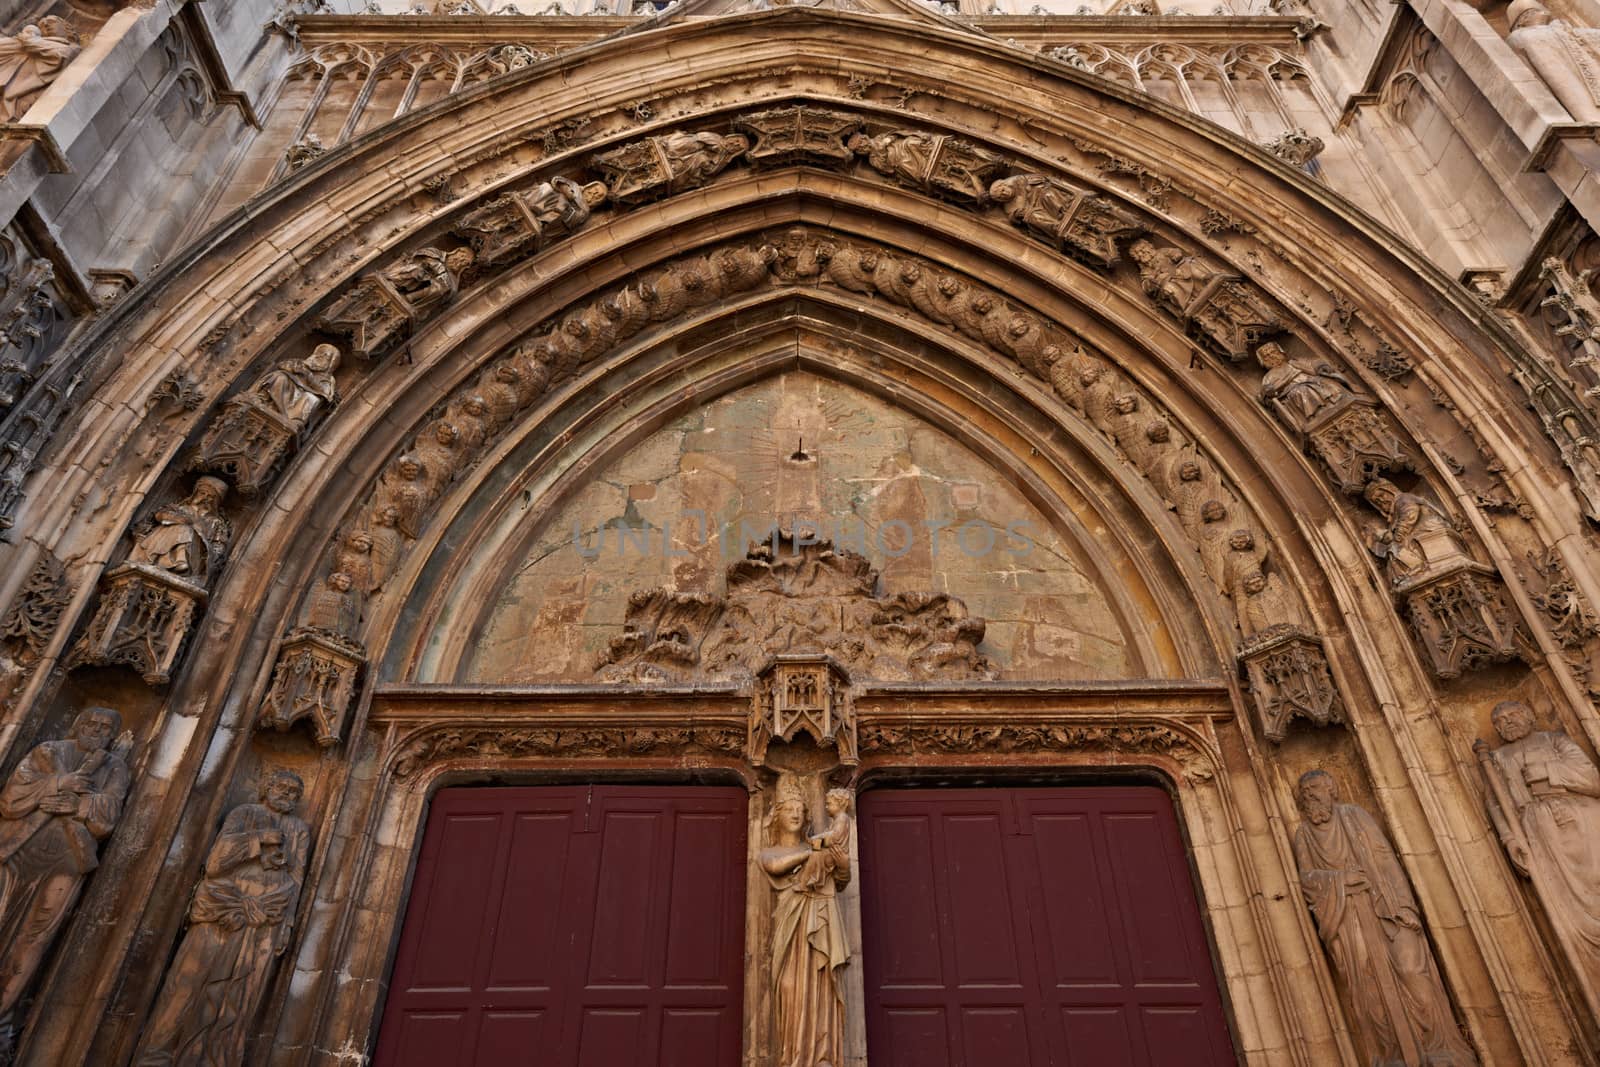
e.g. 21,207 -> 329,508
192,343 -> 341,497
735,105 -> 861,168
848,128 -> 1009,204
68,478 -> 232,685
452,174 -> 607,266
989,170 -> 1145,269
315,245 -> 475,360
1520,256 -> 1600,521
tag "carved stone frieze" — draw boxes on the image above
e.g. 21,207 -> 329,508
857,721 -> 1215,782
390,722 -> 746,778
192,344 -> 341,496
1130,237 -> 1284,361
0,708 -> 131,1041
734,105 -> 861,168
750,655 -> 856,766
451,175 -> 607,266
595,530 -> 993,685
848,129 -> 1008,204
135,770 -> 309,1066
988,171 -> 1144,269
314,246 -> 475,359
590,131 -> 749,205
257,627 -> 365,747
1236,625 -> 1344,742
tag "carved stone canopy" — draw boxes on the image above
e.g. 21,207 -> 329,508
750,654 -> 856,766
595,529 -> 994,685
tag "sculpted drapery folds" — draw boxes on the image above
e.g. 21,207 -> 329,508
0,708 -> 131,1028
987,171 -> 1144,269
0,17 -> 80,123
1507,0 -> 1600,122
1474,701 -> 1600,1017
758,781 -> 851,1067
137,770 -> 309,1067
1256,342 -> 1409,492
194,344 -> 341,495
1293,771 -> 1476,1067
314,245 -> 474,360
127,477 -> 232,585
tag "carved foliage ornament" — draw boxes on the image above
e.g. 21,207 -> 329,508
391,722 -> 745,778
858,721 -> 1215,782
0,552 -> 69,705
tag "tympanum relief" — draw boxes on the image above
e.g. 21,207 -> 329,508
1293,770 -> 1478,1067
0,707 -> 131,1055
136,769 -> 309,1066
1474,701 -> 1600,1020
68,477 -> 232,685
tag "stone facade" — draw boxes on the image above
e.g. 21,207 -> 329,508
0,0 -> 1597,1063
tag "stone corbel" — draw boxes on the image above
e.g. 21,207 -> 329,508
257,626 -> 366,747
1236,625 -> 1345,742
65,562 -> 206,684
1396,561 -> 1530,679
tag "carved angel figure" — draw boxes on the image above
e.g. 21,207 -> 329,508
0,17 -> 81,123
1474,701 -> 1600,1015
1508,0 -> 1600,122
0,707 -> 131,1022
1256,341 -> 1354,431
127,478 -> 231,585
137,769 -> 310,1067
758,781 -> 850,1067
1362,479 -> 1471,586
1293,771 -> 1477,1066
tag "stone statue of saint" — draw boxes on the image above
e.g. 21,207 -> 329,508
757,780 -> 850,1067
1508,0 -> 1600,123
127,478 -> 231,584
1474,701 -> 1600,1016
0,707 -> 131,1024
1362,479 -> 1470,586
1256,341 -> 1355,431
136,769 -> 309,1067
244,343 -> 340,437
1292,770 -> 1477,1067
0,17 -> 81,123
1129,238 -> 1216,312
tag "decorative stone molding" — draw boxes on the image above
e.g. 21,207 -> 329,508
0,551 -> 69,707
1236,624 -> 1343,741
257,627 -> 366,747
750,655 -> 856,766
857,721 -> 1216,782
390,721 -> 746,777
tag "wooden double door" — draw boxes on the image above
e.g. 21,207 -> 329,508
859,786 -> 1236,1066
373,785 -> 747,1067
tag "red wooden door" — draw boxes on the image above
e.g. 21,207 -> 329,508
373,785 -> 747,1067
860,786 -> 1235,1066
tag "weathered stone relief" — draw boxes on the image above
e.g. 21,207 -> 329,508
452,174 -> 607,265
751,657 -> 857,767
759,777 -> 851,1067
858,720 -> 1216,782
596,531 -> 993,684
68,478 -> 231,685
1129,236 -> 1284,361
848,128 -> 1008,204
134,769 -> 309,1066
591,130 -> 749,204
1362,478 -> 1527,678
1261,128 -> 1323,168
1507,0 -> 1600,123
1516,257 -> 1600,521
0,707 -> 131,1056
1292,769 -> 1478,1066
988,170 -> 1145,268
282,134 -> 326,174
257,620 -> 364,748
390,722 -> 746,778
314,245 -> 475,360
734,105 -> 861,168
0,17 -> 81,123
0,246 -> 66,425
1474,701 -> 1600,1019
0,552 -> 68,710
192,343 -> 341,496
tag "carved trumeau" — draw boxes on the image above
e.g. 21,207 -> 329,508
451,175 -> 607,266
849,129 -> 1008,204
596,531 -> 994,684
1292,771 -> 1478,1066
734,105 -> 861,167
1363,479 -> 1526,677
136,770 -> 309,1067
257,626 -> 365,748
758,777 -> 850,1067
988,171 -> 1144,269
314,246 -> 475,359
750,656 -> 856,766
1256,341 -> 1410,492
590,131 -> 749,205
192,343 -> 341,496
1474,701 -> 1600,1019
69,478 -> 231,685
1129,238 -> 1284,361
0,708 -> 131,1042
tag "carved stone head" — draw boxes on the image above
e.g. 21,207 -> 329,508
1201,499 -> 1227,524
1242,570 -> 1267,595
1491,700 -> 1536,743
1229,529 -> 1255,551
824,788 -> 852,816
191,476 -> 228,513
327,571 -> 354,593
1146,421 -> 1171,444
1508,0 -> 1552,28
68,706 -> 122,751
1255,341 -> 1287,369
1295,768 -> 1338,824
260,767 -> 305,815
1362,478 -> 1400,516
1178,461 -> 1203,482
306,343 -> 341,374
1114,394 -> 1139,415
444,247 -> 475,276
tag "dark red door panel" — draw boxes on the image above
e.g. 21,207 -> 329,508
374,786 -> 746,1067
860,786 -> 1235,1067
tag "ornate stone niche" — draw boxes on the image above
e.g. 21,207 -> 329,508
1236,625 -> 1344,741
735,105 -> 861,168
257,627 -> 366,747
750,655 -> 856,767
988,170 -> 1144,269
1130,238 -> 1284,361
590,131 -> 749,205
1255,341 -> 1410,493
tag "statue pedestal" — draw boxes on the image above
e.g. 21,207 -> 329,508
1300,395 -> 1410,493
258,626 -> 366,747
1396,561 -> 1528,679
1237,625 -> 1344,742
750,655 -> 856,766
67,563 -> 206,685
192,400 -> 298,497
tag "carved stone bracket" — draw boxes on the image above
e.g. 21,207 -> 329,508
1301,394 -> 1411,493
1236,625 -> 1345,741
1130,238 -> 1284,361
848,129 -> 1008,204
735,105 -> 861,168
1397,562 -> 1528,679
750,655 -> 856,766
191,401 -> 299,496
66,563 -> 206,685
258,626 -> 366,747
